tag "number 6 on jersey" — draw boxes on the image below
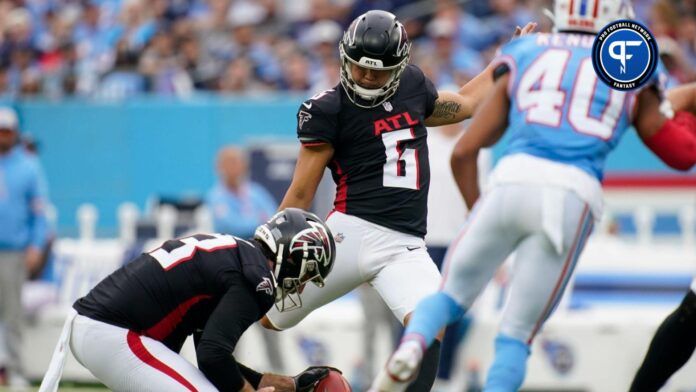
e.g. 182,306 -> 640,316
381,128 -> 420,190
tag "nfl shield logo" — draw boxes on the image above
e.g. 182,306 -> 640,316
383,101 -> 393,112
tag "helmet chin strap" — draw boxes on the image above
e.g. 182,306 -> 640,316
342,60 -> 395,98
273,243 -> 284,282
339,46 -> 405,103
353,82 -> 388,100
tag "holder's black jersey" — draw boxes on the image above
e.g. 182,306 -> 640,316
73,234 -> 275,391
297,65 -> 438,237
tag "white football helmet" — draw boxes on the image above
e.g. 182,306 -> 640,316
549,0 -> 635,34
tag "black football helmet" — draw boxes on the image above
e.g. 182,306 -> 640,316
254,208 -> 336,312
339,10 -> 411,108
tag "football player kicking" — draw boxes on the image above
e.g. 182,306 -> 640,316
39,208 -> 336,392
259,9 -> 536,392
373,0 -> 696,391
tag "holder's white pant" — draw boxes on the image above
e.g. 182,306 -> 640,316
70,315 -> 217,392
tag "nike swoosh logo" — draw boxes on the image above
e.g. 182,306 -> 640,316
406,246 -> 420,251
303,102 -> 312,109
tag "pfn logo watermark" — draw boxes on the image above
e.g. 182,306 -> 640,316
592,20 -> 658,91
608,40 -> 642,74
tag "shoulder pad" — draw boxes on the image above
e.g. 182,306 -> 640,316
301,88 -> 341,116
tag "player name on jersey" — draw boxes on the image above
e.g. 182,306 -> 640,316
535,33 -> 594,48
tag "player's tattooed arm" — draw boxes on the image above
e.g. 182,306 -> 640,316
431,99 -> 461,120
423,91 -> 473,127
451,74 -> 510,208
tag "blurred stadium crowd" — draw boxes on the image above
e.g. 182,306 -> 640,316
0,0 -> 571,99
0,0 -> 695,100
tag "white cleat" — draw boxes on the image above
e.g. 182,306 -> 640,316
368,340 -> 424,392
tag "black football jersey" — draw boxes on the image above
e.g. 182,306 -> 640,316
73,234 -> 276,353
296,65 -> 438,237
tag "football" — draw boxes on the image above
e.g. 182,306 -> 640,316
314,369 -> 352,392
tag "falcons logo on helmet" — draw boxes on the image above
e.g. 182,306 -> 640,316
290,223 -> 332,267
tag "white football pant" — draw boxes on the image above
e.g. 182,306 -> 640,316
70,315 -> 217,391
266,211 -> 442,329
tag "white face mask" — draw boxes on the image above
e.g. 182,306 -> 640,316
274,277 -> 304,312
338,42 -> 410,108
274,260 -> 323,312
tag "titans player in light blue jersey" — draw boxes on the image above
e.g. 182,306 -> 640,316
371,0 -> 696,391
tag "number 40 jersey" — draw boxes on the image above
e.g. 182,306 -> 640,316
495,33 -> 666,180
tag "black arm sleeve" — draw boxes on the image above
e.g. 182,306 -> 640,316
192,329 -> 203,352
237,362 -> 264,389
196,279 -> 263,391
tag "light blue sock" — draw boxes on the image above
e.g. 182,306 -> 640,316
484,335 -> 531,392
402,292 -> 465,347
